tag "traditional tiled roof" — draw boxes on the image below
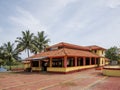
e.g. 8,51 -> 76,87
26,48 -> 99,60
104,58 -> 110,61
47,42 -> 90,51
86,45 -> 106,50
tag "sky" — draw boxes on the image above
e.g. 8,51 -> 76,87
0,0 -> 120,58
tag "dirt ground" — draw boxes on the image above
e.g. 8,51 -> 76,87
0,69 -> 120,90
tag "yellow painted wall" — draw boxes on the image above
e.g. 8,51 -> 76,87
24,63 -> 31,69
99,58 -> 105,66
103,69 -> 120,77
47,67 -> 66,72
47,65 -> 97,72
97,50 -> 105,56
66,65 -> 96,72
92,50 -> 105,56
105,61 -> 109,65
32,67 -> 41,71
92,50 -> 106,66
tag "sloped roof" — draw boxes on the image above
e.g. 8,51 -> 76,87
86,45 -> 106,50
26,48 -> 99,60
47,42 -> 90,51
104,58 -> 110,61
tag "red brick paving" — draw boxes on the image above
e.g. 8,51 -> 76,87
90,77 -> 120,90
0,69 -> 120,90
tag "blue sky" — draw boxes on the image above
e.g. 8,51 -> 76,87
0,0 -> 120,58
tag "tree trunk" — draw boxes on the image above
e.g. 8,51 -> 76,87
9,59 -> 12,70
27,49 -> 29,57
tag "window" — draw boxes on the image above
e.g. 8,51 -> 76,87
94,50 -> 97,53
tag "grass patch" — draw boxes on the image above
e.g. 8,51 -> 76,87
3,64 -> 24,70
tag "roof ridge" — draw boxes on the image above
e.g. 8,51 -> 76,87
61,42 -> 65,47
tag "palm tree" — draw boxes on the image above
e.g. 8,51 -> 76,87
0,46 -> 4,59
3,42 -> 21,70
15,30 -> 36,57
0,46 -> 5,67
33,31 -> 50,54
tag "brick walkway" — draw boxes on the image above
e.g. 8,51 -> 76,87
0,69 -> 120,90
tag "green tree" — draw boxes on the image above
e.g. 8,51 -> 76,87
3,42 -> 21,70
0,46 -> 5,67
105,46 -> 120,61
33,31 -> 50,54
15,30 -> 36,57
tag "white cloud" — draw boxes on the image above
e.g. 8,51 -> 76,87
37,0 -> 78,26
103,0 -> 120,8
47,0 -> 120,48
9,7 -> 46,33
1,0 -> 120,49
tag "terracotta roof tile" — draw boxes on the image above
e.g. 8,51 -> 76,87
86,45 -> 106,50
104,58 -> 110,61
64,48 -> 99,57
26,48 -> 99,60
47,42 -> 90,51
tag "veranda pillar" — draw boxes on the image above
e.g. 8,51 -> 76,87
83,57 -> 86,66
64,56 -> 67,68
49,57 -> 52,67
75,57 -> 77,66
30,61 -> 32,72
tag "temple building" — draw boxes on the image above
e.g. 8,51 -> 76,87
23,42 -> 108,74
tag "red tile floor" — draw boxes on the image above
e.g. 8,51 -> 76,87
0,69 -> 120,90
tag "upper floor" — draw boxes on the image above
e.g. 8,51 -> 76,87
86,45 -> 106,57
46,42 -> 106,57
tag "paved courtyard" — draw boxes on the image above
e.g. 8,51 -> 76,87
0,69 -> 120,90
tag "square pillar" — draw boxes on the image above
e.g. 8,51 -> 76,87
75,57 -> 77,66
64,56 -> 67,68
83,57 -> 86,66
30,61 -> 32,67
49,57 -> 52,67
30,61 -> 32,72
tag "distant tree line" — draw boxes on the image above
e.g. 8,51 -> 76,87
105,46 -> 120,62
0,30 -> 50,70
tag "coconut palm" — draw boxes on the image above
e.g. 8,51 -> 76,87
33,31 -> 50,54
3,42 -> 21,70
15,30 -> 36,57
0,46 -> 4,67
0,46 -> 4,59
